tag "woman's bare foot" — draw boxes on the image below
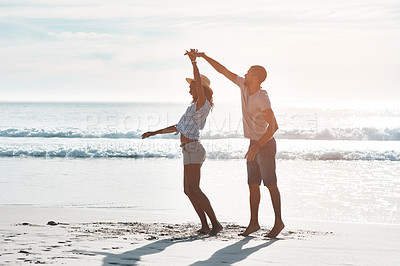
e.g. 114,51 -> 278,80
197,227 -> 210,234
265,221 -> 285,238
209,223 -> 223,236
239,223 -> 260,236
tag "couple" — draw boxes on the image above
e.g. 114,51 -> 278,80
142,49 -> 284,238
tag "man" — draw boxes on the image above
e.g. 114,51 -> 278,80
193,50 -> 284,238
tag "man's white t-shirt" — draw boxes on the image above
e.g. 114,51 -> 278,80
236,76 -> 271,140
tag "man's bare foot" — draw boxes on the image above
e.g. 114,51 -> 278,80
239,223 -> 260,236
209,223 -> 223,236
197,227 -> 210,234
265,222 -> 285,238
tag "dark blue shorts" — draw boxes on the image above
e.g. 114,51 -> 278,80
247,138 -> 277,186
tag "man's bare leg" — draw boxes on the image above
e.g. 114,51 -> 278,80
265,184 -> 284,238
239,184 -> 261,236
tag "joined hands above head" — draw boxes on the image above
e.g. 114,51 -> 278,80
184,49 -> 205,61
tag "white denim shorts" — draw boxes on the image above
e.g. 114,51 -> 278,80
181,141 -> 206,165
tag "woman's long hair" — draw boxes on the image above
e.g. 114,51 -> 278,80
191,84 -> 214,108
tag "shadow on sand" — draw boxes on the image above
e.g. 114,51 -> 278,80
90,235 -> 276,266
97,235 -> 199,266
189,237 -> 277,265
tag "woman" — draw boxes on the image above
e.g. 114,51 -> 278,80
141,49 -> 222,235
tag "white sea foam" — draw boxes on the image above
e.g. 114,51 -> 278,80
0,138 -> 399,161
1,127 -> 400,141
1,102 -> 399,161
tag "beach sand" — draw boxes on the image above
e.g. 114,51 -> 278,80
1,206 -> 399,265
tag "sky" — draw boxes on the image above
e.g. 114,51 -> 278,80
1,0 -> 399,103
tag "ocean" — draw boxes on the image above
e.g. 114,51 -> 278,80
0,101 -> 399,225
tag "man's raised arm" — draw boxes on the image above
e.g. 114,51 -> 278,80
196,52 -> 238,84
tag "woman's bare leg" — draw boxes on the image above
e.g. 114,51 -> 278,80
184,164 -> 222,235
184,165 -> 209,233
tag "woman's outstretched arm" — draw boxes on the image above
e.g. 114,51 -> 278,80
141,124 -> 177,139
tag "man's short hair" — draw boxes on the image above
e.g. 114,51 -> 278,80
251,65 -> 267,84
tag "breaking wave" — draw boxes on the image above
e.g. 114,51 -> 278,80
1,127 -> 400,141
0,143 -> 399,161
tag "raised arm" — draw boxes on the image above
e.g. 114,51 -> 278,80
141,125 -> 177,139
196,52 -> 238,84
186,50 -> 206,110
